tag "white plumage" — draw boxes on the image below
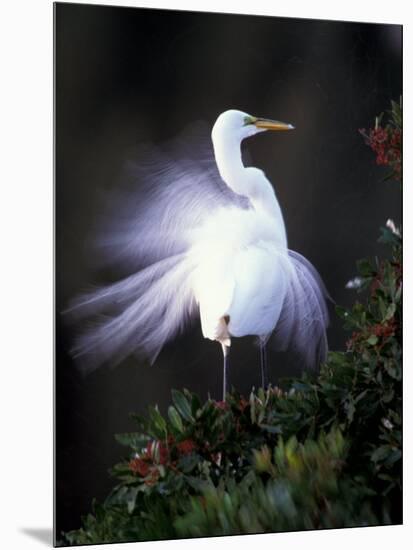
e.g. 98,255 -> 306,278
67,110 -> 329,394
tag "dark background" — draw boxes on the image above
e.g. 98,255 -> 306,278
55,2 -> 402,536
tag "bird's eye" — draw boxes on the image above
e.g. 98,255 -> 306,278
243,115 -> 257,126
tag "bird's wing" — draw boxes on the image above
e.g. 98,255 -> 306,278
94,121 -> 250,270
268,250 -> 329,368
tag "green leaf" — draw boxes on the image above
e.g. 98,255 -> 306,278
357,258 -> 374,278
172,390 -> 194,422
115,432 -> 149,450
185,476 -> 212,492
168,406 -> 184,433
370,445 -> 392,463
385,449 -> 401,466
189,393 -> 202,416
367,335 -> 378,346
383,361 -> 400,381
378,226 -> 401,246
345,399 -> 356,424
177,453 -> 199,474
126,486 -> 140,514
390,99 -> 402,128
384,303 -> 396,321
149,406 -> 167,437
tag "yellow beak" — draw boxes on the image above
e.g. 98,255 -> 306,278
254,118 -> 295,131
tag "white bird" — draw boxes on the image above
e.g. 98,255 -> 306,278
67,109 -> 329,398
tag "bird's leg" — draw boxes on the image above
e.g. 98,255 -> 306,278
260,340 -> 268,389
221,343 -> 230,400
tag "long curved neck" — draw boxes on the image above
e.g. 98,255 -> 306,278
212,132 -> 287,236
213,135 -> 245,191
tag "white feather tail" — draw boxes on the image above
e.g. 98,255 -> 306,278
66,254 -> 196,372
269,250 -> 330,368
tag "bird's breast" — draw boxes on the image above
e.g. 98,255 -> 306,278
189,207 -> 289,340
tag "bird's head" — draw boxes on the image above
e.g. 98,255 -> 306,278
212,109 -> 295,144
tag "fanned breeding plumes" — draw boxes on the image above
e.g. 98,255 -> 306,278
93,121 -> 250,270
67,110 -> 329,395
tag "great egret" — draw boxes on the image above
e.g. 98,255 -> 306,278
67,109 -> 329,399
